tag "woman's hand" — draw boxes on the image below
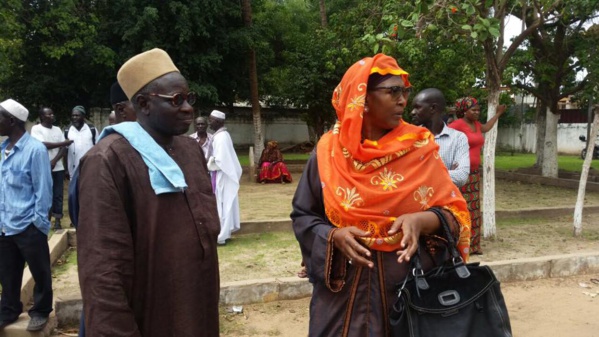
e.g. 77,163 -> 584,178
481,104 -> 507,133
332,227 -> 373,268
388,211 -> 440,264
496,104 -> 507,116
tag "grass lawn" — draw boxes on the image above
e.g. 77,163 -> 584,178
52,246 -> 77,278
218,232 -> 302,282
493,152 -> 599,172
238,151 -> 598,174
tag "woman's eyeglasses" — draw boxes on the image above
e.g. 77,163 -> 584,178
369,86 -> 412,99
148,92 -> 197,106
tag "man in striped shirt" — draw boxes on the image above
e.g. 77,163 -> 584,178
411,88 -> 470,187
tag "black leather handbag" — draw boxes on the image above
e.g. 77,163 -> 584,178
389,208 -> 513,337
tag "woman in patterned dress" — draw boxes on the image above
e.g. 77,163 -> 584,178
449,97 -> 505,254
291,54 -> 471,337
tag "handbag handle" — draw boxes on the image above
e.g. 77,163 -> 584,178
406,208 -> 470,294
427,207 -> 460,260
427,207 -> 470,279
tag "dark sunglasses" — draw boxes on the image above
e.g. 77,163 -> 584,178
369,86 -> 412,99
148,92 -> 197,106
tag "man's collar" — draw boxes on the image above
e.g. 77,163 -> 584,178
213,126 -> 227,135
72,123 -> 88,131
15,132 -> 30,149
435,123 -> 451,137
2,131 -> 29,150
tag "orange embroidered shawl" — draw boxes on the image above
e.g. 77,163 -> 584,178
316,54 -> 471,260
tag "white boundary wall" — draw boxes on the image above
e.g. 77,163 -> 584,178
24,111 -> 311,148
497,123 -> 588,155
24,111 -> 588,154
224,117 -> 310,147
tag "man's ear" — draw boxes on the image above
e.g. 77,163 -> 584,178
135,94 -> 151,116
115,103 -> 127,120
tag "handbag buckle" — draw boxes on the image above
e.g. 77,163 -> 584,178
438,290 -> 461,306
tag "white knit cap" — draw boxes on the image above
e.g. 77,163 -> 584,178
0,99 -> 29,122
210,110 -> 226,119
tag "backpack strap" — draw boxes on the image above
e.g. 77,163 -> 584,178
87,124 -> 97,144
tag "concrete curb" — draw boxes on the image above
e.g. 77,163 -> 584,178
217,251 -> 599,305
237,219 -> 291,235
220,277 -> 314,305
496,205 -> 599,219
0,313 -> 57,337
20,229 -> 70,307
496,170 -> 599,191
54,295 -> 81,329
487,252 -> 599,281
37,225 -> 599,327
7,230 -> 72,337
53,251 -> 599,327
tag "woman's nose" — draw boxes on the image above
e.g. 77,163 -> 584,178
397,94 -> 407,106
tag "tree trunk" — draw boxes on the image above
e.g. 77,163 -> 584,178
319,0 -> 327,28
482,89 -> 500,239
541,108 -> 559,178
574,108 -> 599,236
241,0 -> 264,167
534,103 -> 546,168
479,33 -> 503,240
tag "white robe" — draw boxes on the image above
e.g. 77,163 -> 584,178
207,128 -> 242,243
66,124 -> 94,176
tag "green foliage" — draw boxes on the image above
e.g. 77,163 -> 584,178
0,0 -> 22,97
0,0 -> 245,123
394,36 -> 485,104
1,0 -> 593,141
249,0 -> 372,136
574,24 -> 599,100
388,0 -> 501,45
508,1 -> 597,115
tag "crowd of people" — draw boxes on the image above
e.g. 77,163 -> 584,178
0,49 -> 504,336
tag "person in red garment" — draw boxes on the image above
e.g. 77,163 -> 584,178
257,141 -> 292,184
449,97 -> 505,254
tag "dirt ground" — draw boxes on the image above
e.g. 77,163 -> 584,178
52,173 -> 599,336
220,274 -> 599,337
238,172 -> 599,221
239,173 -> 599,221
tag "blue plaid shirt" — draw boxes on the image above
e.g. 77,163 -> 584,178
435,123 -> 470,187
0,132 -> 52,235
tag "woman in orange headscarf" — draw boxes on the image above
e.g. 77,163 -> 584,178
291,54 -> 470,337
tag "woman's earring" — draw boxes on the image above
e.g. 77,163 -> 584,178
364,106 -> 369,113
